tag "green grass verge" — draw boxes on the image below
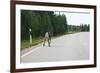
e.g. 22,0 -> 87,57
21,37 -> 43,49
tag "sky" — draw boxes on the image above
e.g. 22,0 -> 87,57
55,11 -> 90,25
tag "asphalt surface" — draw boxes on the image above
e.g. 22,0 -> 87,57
21,32 -> 90,63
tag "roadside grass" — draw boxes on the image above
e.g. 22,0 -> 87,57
21,37 -> 43,49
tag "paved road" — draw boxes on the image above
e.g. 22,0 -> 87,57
21,32 -> 90,63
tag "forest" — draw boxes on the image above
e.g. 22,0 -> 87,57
21,10 -> 90,49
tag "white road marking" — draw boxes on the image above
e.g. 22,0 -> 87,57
21,46 -> 41,58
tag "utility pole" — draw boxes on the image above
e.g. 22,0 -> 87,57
29,28 -> 32,46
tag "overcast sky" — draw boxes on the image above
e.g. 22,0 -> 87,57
55,11 -> 90,25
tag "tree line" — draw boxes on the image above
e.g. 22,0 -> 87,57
21,10 -> 90,41
68,24 -> 90,32
21,10 -> 67,41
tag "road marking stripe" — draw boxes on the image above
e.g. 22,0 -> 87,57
21,47 -> 41,58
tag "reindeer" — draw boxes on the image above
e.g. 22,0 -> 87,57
43,32 -> 51,47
